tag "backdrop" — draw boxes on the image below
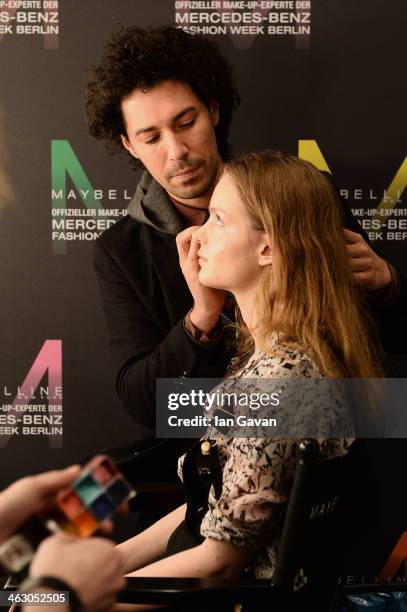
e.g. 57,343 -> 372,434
0,0 -> 406,576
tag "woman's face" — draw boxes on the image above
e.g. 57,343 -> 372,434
195,172 -> 271,293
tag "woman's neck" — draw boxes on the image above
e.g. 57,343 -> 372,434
233,287 -> 261,350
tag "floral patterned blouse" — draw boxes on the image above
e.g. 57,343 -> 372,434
178,333 -> 354,579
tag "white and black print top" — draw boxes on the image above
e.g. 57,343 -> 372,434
178,332 -> 354,579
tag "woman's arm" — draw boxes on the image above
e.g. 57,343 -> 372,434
127,537 -> 253,579
117,526 -> 252,611
117,504 -> 187,574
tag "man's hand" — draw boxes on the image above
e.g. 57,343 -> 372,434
344,229 -> 392,293
0,465 -> 115,543
30,533 -> 125,612
0,466 -> 81,542
176,226 -> 226,334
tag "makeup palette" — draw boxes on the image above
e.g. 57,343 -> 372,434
0,455 -> 136,575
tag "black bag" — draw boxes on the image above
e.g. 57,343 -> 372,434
166,439 -> 223,556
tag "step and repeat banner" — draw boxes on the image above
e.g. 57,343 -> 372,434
0,0 -> 407,575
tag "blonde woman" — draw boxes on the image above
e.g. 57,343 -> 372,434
116,152 -> 382,597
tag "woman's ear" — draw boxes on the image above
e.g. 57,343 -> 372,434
258,238 -> 273,267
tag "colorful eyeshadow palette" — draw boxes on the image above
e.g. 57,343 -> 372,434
0,455 -> 136,575
48,455 -> 136,536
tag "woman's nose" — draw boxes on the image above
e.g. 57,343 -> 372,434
194,222 -> 207,243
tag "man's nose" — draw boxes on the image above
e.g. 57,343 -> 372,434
165,132 -> 188,162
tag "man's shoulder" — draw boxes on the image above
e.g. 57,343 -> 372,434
96,213 -> 158,253
97,213 -> 141,245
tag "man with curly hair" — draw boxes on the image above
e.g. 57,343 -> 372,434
86,26 -> 241,469
86,25 -> 405,466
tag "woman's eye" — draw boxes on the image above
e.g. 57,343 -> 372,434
215,214 -> 223,226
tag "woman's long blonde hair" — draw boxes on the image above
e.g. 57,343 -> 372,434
227,150 -> 382,378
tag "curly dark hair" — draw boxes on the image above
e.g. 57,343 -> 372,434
85,25 -> 240,166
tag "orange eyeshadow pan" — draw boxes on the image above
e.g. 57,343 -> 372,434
71,510 -> 99,537
57,490 -> 84,519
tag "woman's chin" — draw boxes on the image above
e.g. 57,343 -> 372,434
198,270 -> 210,287
198,271 -> 220,289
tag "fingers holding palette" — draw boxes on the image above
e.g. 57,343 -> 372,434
0,455 -> 136,574
47,455 -> 136,536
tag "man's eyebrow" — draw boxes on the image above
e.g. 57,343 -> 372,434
134,106 -> 197,137
172,106 -> 197,122
135,125 -> 156,137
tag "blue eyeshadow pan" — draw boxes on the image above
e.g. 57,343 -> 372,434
106,478 -> 132,505
74,474 -> 103,505
89,494 -> 115,521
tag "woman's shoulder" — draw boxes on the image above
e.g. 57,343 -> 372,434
235,333 -> 322,379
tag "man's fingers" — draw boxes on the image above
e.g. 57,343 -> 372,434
343,228 -> 364,244
344,229 -> 392,291
176,226 -> 200,263
343,229 -> 371,258
184,236 -> 200,276
176,233 -> 192,254
7,465 -> 81,507
187,233 -> 200,263
353,270 -> 372,284
175,236 -> 190,263
31,465 -> 82,499
346,242 -> 370,259
176,226 -> 200,248
349,257 -> 372,272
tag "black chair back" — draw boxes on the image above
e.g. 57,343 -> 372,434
272,438 -> 354,608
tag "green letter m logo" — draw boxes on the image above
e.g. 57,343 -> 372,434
51,140 -> 103,255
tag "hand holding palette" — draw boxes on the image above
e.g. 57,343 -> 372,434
0,455 -> 136,575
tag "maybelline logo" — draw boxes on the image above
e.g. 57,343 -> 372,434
341,189 -> 404,202
2,385 -> 62,399
0,340 -> 63,449
51,189 -> 132,202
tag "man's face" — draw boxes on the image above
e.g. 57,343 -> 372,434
121,80 -> 222,205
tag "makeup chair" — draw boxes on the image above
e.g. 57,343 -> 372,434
118,438 -> 360,612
